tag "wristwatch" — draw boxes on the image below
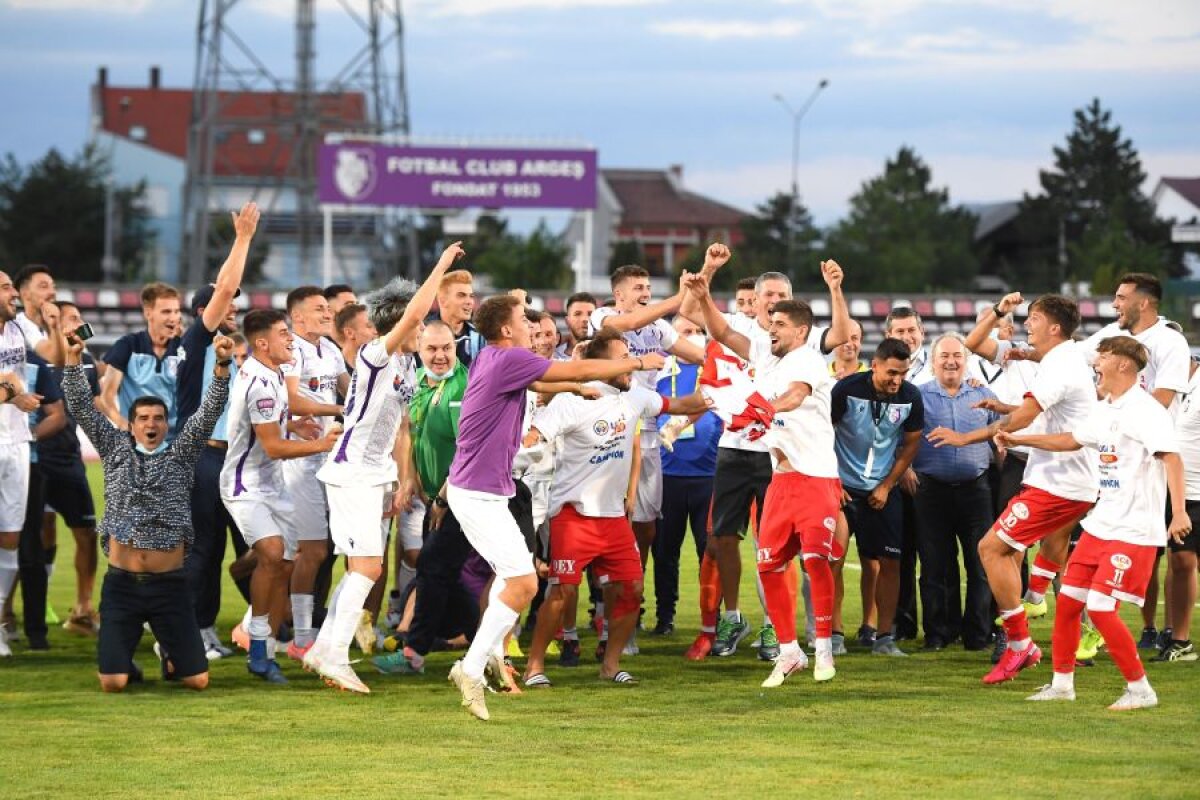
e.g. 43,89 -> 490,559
433,495 -> 449,509
0,381 -> 15,403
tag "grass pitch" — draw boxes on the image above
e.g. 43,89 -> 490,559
2,464 -> 1197,798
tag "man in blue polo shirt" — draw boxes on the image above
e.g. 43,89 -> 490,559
912,332 -> 999,652
100,282 -> 183,438
832,337 -> 924,657
651,316 -> 722,637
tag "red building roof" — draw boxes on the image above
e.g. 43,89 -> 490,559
603,168 -> 747,228
94,81 -> 367,178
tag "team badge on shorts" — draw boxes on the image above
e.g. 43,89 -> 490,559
1110,553 -> 1132,570
823,517 -> 836,531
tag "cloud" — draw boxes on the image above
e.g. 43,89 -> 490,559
649,18 -> 806,40
407,0 -> 662,16
4,0 -> 157,11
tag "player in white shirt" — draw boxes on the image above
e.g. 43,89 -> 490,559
588,263 -> 706,573
304,242 -> 465,694
0,270 -> 43,657
279,286 -> 350,657
220,309 -> 339,684
999,336 -> 1190,710
519,328 -> 707,686
678,249 -> 851,661
1078,272 -> 1190,643
929,294 -> 1097,685
747,301 -> 845,688
12,264 -> 61,362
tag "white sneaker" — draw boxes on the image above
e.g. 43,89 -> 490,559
622,640 -> 640,656
1108,685 -> 1158,711
1026,683 -> 1076,702
814,650 -> 836,683
201,627 -> 233,660
317,661 -> 370,694
449,660 -> 490,721
354,611 -> 376,655
761,649 -> 809,688
0,627 -> 11,658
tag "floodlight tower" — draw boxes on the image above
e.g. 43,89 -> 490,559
181,0 -> 411,286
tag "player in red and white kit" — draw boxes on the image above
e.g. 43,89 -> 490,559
1000,336 -> 1191,710
928,294 -> 1097,684
519,328 -> 699,686
743,300 -> 843,687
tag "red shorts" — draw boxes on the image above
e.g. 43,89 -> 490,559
755,472 -> 844,571
547,505 -> 642,587
992,485 -> 1092,552
1063,531 -> 1158,607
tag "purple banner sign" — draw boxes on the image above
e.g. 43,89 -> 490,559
318,143 -> 597,210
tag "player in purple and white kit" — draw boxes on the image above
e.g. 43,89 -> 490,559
303,243 -> 465,694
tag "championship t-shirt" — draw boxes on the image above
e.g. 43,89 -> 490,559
1080,318 -> 1190,404
1074,386 -> 1177,547
1176,366 -> 1200,502
761,346 -> 838,479
588,306 -> 677,438
1022,340 -> 1098,503
534,383 -> 668,518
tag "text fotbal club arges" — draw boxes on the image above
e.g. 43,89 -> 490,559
387,156 -> 588,201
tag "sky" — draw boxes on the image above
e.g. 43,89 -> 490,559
1,0 -> 1199,226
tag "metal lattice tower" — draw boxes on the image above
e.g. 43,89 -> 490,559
181,0 -> 411,286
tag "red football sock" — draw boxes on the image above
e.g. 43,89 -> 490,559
1089,606 -> 1145,682
804,557 -> 835,638
1001,607 -> 1030,644
699,553 -> 721,631
759,567 -> 797,644
1028,553 -> 1062,596
1052,593 -> 1085,673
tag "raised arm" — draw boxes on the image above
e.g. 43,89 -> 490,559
679,243 -> 731,325
686,273 -> 752,361
384,242 -> 466,356
820,259 -> 852,353
61,333 -> 122,458
174,335 -> 234,465
964,291 -> 1022,363
597,281 -> 687,333
202,202 -> 259,332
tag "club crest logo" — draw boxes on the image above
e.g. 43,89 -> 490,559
334,147 -> 376,201
1011,502 -> 1030,520
823,517 -> 836,531
1110,553 -> 1132,570
593,420 -> 610,436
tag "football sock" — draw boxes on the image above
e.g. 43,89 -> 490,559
805,557 -> 835,639
328,572 -> 375,664
290,593 -> 315,648
699,553 -> 721,633
759,568 -> 797,644
1027,553 -> 1061,598
1090,606 -> 1145,682
1053,593 -> 1086,673
463,578 -> 519,681
1000,607 -> 1030,650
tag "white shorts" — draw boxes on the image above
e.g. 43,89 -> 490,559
447,483 -> 535,580
282,457 -> 329,542
633,442 -> 663,524
0,443 -> 30,532
222,493 -> 297,560
396,498 -> 425,553
327,482 -> 391,558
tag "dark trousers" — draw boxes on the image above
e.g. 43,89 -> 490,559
895,490 -> 920,639
19,461 -> 47,641
406,508 -> 475,657
914,472 -> 994,647
651,474 -> 712,625
184,446 -> 248,628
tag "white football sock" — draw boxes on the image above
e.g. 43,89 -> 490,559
290,593 -> 315,647
328,572 -> 375,664
463,578 -> 519,681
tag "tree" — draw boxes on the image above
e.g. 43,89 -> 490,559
203,212 -> 270,284
824,147 -> 978,291
0,144 -> 153,282
735,191 -> 821,289
470,219 -> 571,290
1013,98 -> 1177,292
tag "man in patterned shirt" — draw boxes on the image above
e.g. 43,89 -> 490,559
60,325 -> 234,691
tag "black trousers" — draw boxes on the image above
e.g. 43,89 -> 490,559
914,472 -> 994,647
407,481 -> 534,657
18,461 -> 47,641
184,446 -> 248,628
651,474 -> 712,625
895,490 -> 920,639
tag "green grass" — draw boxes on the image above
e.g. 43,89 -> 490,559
2,463 -> 1198,798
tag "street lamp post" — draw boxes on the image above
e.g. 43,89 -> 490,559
773,78 -> 829,272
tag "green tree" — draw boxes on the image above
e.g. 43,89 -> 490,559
736,191 -> 821,289
204,212 -> 269,284
1013,98 -> 1176,292
0,144 -> 153,282
824,147 -> 978,291
471,219 -> 571,290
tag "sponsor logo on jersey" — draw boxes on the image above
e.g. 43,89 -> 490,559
552,559 -> 577,576
1100,453 -> 1118,464
255,398 -> 275,413
308,376 -> 320,392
